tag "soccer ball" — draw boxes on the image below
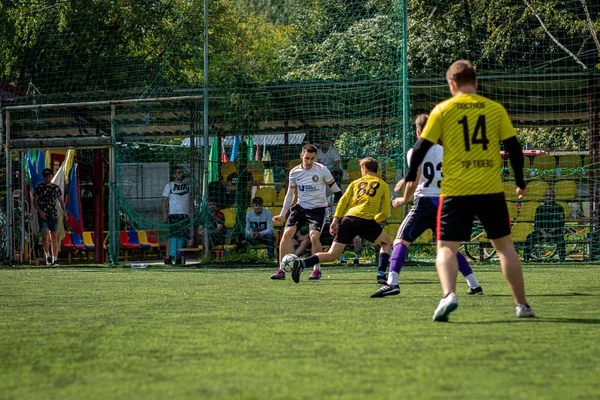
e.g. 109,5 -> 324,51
281,253 -> 300,272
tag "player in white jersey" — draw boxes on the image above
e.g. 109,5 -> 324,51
371,114 -> 482,298
271,144 -> 343,281
162,166 -> 191,265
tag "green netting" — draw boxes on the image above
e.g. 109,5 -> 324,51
1,0 -> 599,264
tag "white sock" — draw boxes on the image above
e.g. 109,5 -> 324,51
387,271 -> 399,285
465,273 -> 480,288
314,264 -> 320,271
52,256 -> 57,263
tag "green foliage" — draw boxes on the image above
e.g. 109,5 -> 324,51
517,126 -> 589,151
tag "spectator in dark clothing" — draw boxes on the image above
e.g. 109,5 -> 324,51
197,197 -> 226,249
524,189 -> 566,261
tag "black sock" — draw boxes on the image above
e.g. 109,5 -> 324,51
303,255 -> 320,269
378,252 -> 390,273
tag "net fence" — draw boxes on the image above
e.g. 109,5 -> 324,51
1,0 -> 599,264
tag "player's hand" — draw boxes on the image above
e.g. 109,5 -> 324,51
38,210 -> 47,220
394,179 -> 405,193
272,216 -> 282,223
392,198 -> 405,208
516,187 -> 526,200
329,220 -> 339,236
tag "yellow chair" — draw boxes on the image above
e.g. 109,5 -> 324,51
554,180 -> 577,200
557,155 -> 582,178
531,155 -> 557,178
517,202 -> 541,222
249,161 -> 265,183
275,188 -> 286,206
220,162 -> 237,181
389,206 -> 405,223
384,223 -> 400,238
413,229 -> 433,244
288,159 -> 301,170
254,187 -> 278,206
504,181 -> 519,202
345,159 -> 361,182
506,202 -> 519,221
511,222 -> 534,244
138,230 -> 157,249
221,208 -> 237,229
526,180 -> 549,200
267,207 -> 285,228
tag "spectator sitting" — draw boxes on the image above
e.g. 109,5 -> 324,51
524,189 -> 566,261
291,227 -> 311,257
245,197 -> 275,259
197,197 -> 226,249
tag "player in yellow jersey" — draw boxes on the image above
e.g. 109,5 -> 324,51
404,60 -> 535,321
289,157 -> 392,284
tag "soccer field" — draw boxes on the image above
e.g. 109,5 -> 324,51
1,264 -> 599,400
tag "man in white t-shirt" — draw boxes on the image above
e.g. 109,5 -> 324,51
371,114 -> 482,298
317,138 -> 343,185
162,166 -> 191,265
271,144 -> 342,281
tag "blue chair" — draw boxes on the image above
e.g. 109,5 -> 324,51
71,232 -> 86,250
128,230 -> 150,250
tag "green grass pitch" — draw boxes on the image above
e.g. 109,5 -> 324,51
1,264 -> 599,400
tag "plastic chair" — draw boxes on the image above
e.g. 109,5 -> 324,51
413,229 -> 433,244
517,202 -> 541,222
554,180 -> 577,200
389,206 -> 405,224
71,232 -> 86,250
82,232 -> 95,250
503,181 -> 519,202
506,202 -> 519,221
345,159 -> 361,182
531,155 -> 557,178
288,159 -> 301,170
221,208 -> 237,229
557,155 -> 582,178
146,230 -> 166,249
384,161 -> 397,183
137,230 -> 155,249
275,188 -> 285,206
129,230 -> 150,249
120,231 -> 140,249
254,187 -> 277,207
526,181 -> 549,201
556,201 -> 570,220
511,222 -> 534,243
249,161 -> 265,183
220,162 -> 237,181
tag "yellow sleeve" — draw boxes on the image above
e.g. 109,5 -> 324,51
420,104 -> 442,144
334,182 -> 353,218
498,105 -> 516,141
374,181 -> 391,223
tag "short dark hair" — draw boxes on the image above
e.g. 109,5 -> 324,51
252,197 -> 263,205
359,157 -> 378,173
42,168 -> 53,176
446,60 -> 477,87
414,114 -> 428,132
302,144 -> 318,154
208,197 -> 218,204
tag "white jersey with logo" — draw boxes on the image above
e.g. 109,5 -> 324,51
162,181 -> 190,215
289,162 -> 334,210
406,144 -> 443,198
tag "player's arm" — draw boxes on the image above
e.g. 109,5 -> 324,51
374,184 -> 391,223
503,136 -> 527,196
274,185 -> 296,221
58,195 -> 67,216
404,138 -> 434,182
393,170 -> 419,208
327,178 -> 342,202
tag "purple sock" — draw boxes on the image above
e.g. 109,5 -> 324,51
390,243 -> 408,274
457,252 -> 473,277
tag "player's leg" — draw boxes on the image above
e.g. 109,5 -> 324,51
304,207 -> 327,279
480,193 -> 534,318
271,224 -> 297,280
457,252 -> 483,294
490,235 -> 534,317
49,217 -> 59,264
432,196 -> 472,321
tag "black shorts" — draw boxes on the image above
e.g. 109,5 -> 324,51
438,193 -> 511,241
335,216 -> 383,245
397,197 -> 438,242
285,204 -> 327,233
169,214 -> 191,238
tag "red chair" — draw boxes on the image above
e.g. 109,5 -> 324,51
120,231 -> 140,262
146,230 -> 166,249
61,234 -> 78,265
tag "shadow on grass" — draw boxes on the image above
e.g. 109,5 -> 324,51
485,292 -> 596,297
456,317 -> 600,325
